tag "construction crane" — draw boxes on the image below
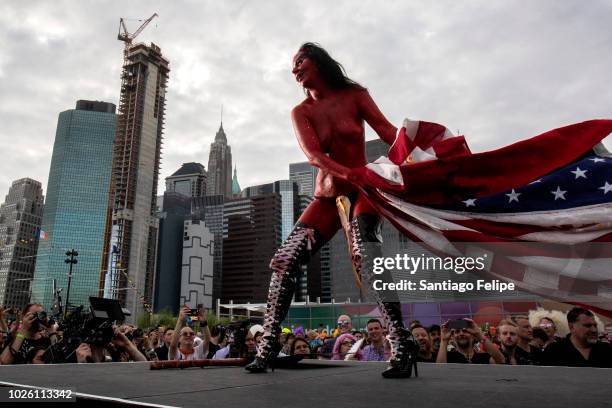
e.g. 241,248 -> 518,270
117,13 -> 158,46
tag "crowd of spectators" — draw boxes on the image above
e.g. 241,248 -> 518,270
1,304 -> 610,368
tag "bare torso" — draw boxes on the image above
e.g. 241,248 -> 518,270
293,88 -> 378,197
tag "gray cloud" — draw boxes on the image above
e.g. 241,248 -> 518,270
1,0 -> 611,199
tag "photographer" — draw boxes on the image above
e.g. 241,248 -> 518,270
436,318 -> 505,364
169,305 -> 210,361
0,303 -> 56,365
74,325 -> 146,363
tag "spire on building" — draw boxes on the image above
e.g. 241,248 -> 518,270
215,122 -> 227,143
232,165 -> 241,195
206,120 -> 233,197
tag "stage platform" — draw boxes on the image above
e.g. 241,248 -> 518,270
0,360 -> 610,407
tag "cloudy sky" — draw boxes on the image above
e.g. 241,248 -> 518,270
1,1 -> 611,200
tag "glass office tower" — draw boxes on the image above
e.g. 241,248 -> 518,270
32,100 -> 116,310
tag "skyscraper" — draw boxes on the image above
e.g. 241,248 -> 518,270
153,192 -> 191,314
232,166 -> 241,197
289,161 -> 318,196
102,43 -> 170,319
165,162 -> 207,198
191,195 -> 225,304
222,195 -> 282,303
180,219 -> 214,310
206,123 -> 233,198
288,163 -> 329,301
242,180 -> 299,240
32,101 -> 116,311
0,179 -> 44,309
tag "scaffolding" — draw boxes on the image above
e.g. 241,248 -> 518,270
100,14 -> 167,312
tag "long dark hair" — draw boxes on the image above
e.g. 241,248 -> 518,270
298,42 -> 365,92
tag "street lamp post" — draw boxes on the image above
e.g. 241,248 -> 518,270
64,249 -> 78,318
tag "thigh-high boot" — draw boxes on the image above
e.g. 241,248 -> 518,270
349,213 -> 419,378
245,223 -> 321,373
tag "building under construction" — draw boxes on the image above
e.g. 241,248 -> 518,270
101,36 -> 170,319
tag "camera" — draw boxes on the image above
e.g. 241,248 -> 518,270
33,311 -> 49,326
43,297 -> 127,363
188,309 -> 200,321
448,319 -> 470,330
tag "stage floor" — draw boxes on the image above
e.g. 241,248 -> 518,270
0,360 -> 610,407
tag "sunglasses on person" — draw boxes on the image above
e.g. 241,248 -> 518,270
337,320 -> 350,326
539,323 -> 554,328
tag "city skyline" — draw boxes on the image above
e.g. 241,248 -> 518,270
1,1 -> 611,201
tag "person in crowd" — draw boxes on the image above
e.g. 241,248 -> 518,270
511,315 -> 542,364
319,315 -> 353,359
138,331 -> 159,361
291,337 -> 312,357
530,327 -> 548,351
0,303 -> 56,365
306,329 -> 322,349
336,315 -> 353,335
245,328 -> 257,357
279,330 -> 288,347
411,325 -> 437,363
352,330 -> 364,340
213,324 -> 262,360
409,320 -> 422,330
147,328 -> 160,349
436,318 -> 505,364
529,309 -> 569,348
541,307 -> 612,368
281,333 -> 295,355
207,325 -> 226,359
350,319 -> 388,361
495,320 -> 532,365
75,325 -> 147,363
0,307 -> 11,351
155,328 -> 174,361
537,317 -> 558,347
294,326 -> 306,339
130,328 -> 148,358
429,324 -> 441,353
332,333 -> 356,360
168,305 -> 210,361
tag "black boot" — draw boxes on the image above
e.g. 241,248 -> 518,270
381,315 -> 419,379
349,214 -> 418,379
245,224 -> 319,373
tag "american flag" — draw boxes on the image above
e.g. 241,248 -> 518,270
359,119 -> 612,316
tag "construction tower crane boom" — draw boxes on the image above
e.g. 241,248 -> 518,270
117,13 -> 158,45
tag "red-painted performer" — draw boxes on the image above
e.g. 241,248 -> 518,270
245,43 -> 419,378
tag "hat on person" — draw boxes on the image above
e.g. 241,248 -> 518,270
249,324 -> 264,337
